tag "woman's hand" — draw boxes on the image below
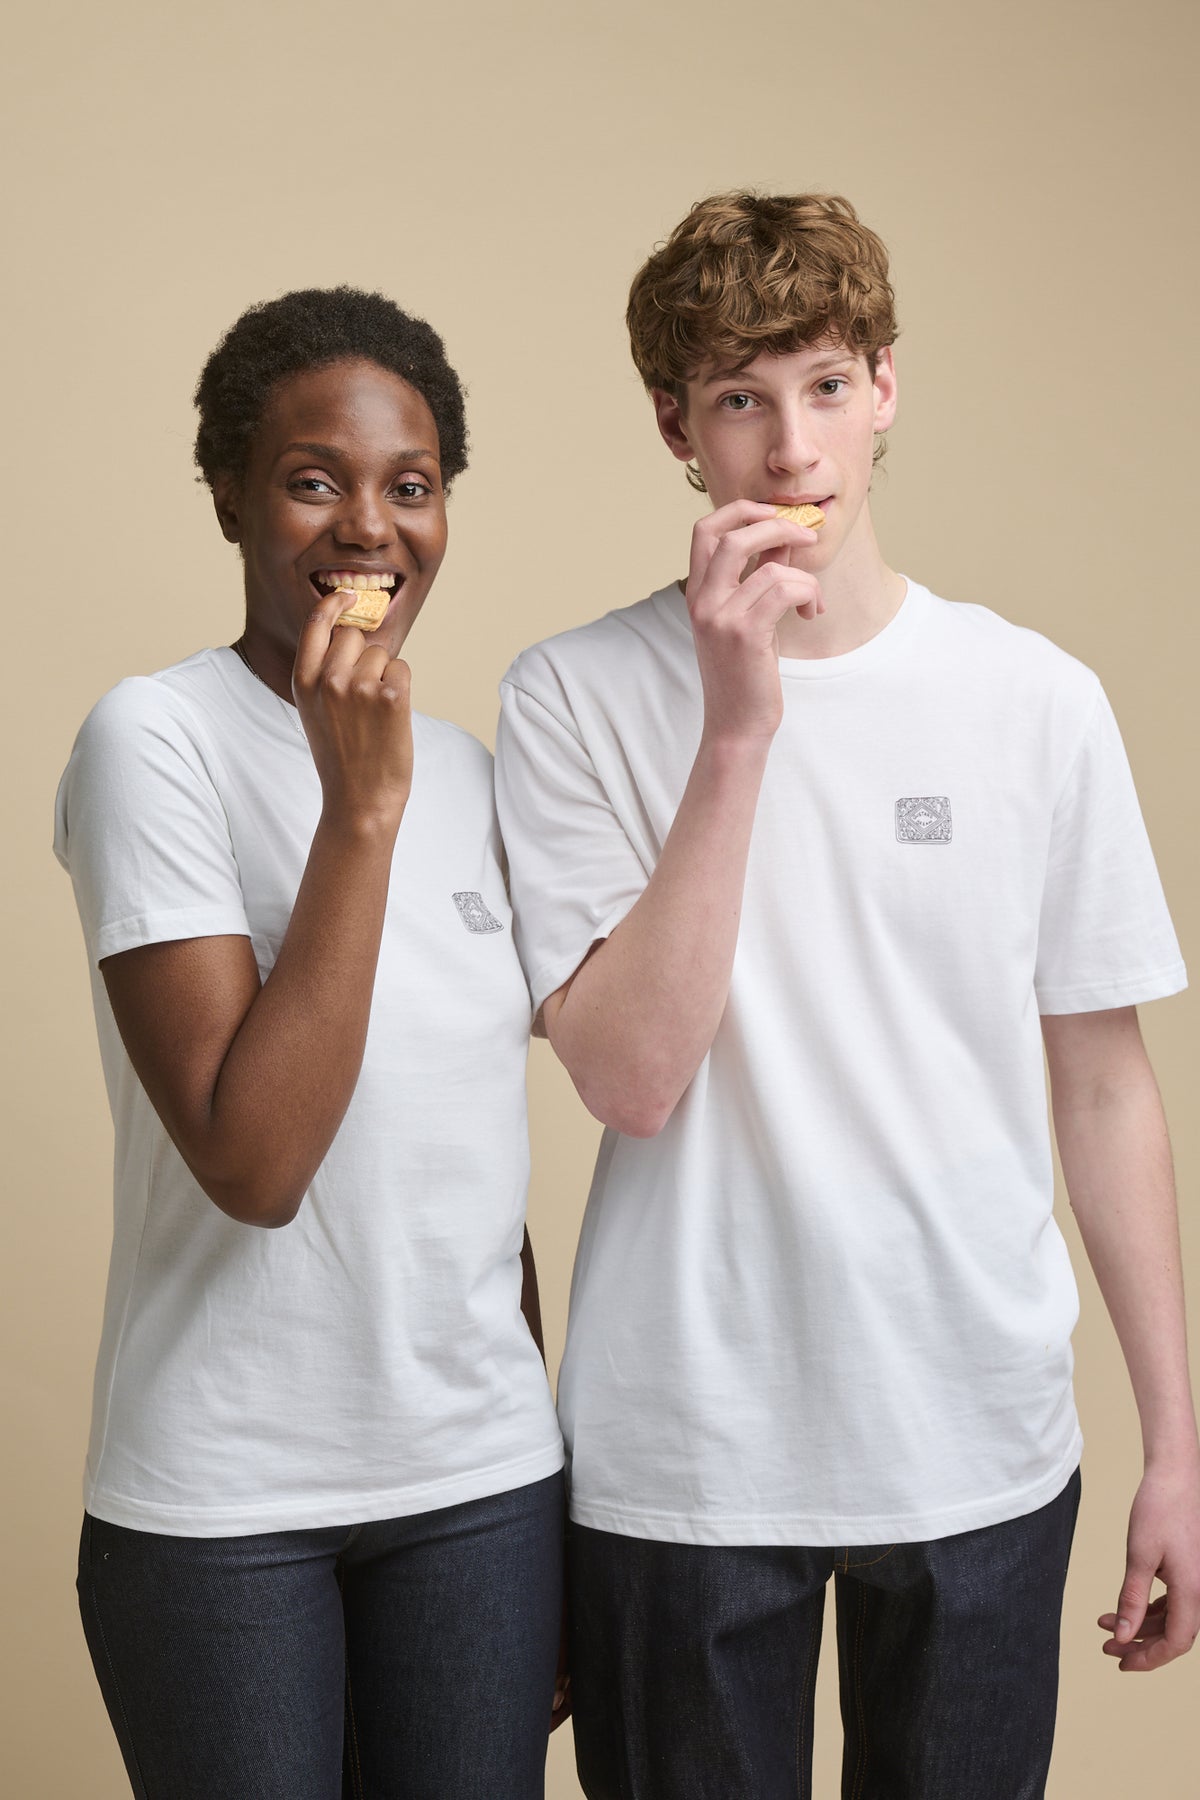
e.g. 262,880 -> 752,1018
292,593 -> 414,831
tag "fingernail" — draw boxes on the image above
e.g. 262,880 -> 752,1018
1117,1617 -> 1131,1635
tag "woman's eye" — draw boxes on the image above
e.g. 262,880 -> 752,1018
391,480 -> 430,500
290,475 -> 336,495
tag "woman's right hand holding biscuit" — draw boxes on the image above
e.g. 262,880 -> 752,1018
292,592 -> 415,834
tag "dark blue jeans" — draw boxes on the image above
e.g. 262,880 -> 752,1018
569,1469 -> 1081,1800
78,1472 -> 564,1800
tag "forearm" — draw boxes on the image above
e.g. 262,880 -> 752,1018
1050,1030 -> 1198,1464
203,812 -> 397,1220
109,808 -> 400,1228
548,732 -> 771,1136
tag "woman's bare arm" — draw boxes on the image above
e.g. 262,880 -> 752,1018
102,594 -> 414,1228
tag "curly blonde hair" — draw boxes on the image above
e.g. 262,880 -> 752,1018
627,192 -> 898,398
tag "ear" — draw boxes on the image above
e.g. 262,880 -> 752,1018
212,472 -> 242,545
872,347 -> 898,434
651,389 -> 696,465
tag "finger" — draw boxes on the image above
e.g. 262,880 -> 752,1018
379,656 -> 412,699
1102,1595 -> 1167,1638
1101,1595 -> 1169,1661
704,516 -> 822,584
689,512 -> 820,597
344,643 -> 394,689
735,563 -> 824,624
690,499 -> 790,573
1114,1560 -> 1154,1643
293,590 -> 355,690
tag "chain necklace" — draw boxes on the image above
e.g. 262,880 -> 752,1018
229,638 -> 306,737
231,636 -> 272,690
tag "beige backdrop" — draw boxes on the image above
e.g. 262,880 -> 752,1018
3,0 -> 1197,1793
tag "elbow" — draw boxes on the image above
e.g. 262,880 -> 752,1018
617,1112 -> 672,1140
574,1074 -> 679,1139
193,1164 -> 308,1230
547,1017 -> 686,1138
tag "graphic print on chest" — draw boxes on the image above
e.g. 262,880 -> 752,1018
452,891 -> 504,933
895,796 -> 953,844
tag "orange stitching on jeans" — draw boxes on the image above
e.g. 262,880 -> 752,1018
842,1545 -> 896,1573
794,1605 -> 822,1800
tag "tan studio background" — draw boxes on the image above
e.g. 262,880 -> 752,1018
2,0 -> 1196,1793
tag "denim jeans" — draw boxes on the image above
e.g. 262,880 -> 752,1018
78,1471 -> 564,1800
569,1468 -> 1081,1800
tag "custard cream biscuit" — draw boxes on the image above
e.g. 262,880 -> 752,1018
775,503 -> 825,530
334,587 -> 390,630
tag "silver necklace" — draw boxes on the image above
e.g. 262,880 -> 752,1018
230,638 -> 306,737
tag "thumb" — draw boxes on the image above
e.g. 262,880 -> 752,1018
1115,1558 -> 1154,1642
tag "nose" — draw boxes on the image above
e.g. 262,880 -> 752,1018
768,402 -> 819,475
331,483 -> 393,551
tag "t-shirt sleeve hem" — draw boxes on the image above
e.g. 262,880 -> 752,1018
527,901 -> 636,1014
93,906 -> 253,967
1036,961 -> 1188,1015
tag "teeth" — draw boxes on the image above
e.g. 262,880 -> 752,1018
315,570 -> 396,590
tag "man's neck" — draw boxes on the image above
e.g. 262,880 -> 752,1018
774,529 -> 904,659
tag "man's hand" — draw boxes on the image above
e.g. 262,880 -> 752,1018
1098,1459 -> 1200,1669
686,500 -> 823,744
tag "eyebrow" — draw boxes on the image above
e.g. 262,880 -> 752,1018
279,440 -> 440,463
700,351 -> 856,386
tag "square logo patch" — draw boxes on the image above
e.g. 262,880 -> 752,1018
895,796 -> 953,844
452,891 -> 504,933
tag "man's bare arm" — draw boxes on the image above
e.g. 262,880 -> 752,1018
1043,1005 -> 1200,1670
544,501 -> 821,1137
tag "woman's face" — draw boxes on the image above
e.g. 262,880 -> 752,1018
214,357 -> 449,665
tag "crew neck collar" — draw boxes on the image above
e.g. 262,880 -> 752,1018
777,577 -> 923,678
653,578 -> 926,680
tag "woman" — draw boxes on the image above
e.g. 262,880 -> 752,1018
54,288 -> 564,1799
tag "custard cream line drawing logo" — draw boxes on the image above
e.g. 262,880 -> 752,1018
452,891 -> 505,933
895,797 -> 953,844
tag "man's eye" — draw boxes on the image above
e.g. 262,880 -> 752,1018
817,379 -> 847,396
721,393 -> 755,411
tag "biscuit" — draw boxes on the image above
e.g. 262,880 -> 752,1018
334,587 -> 390,630
775,503 -> 825,530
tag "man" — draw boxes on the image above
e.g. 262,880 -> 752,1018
495,193 -> 1200,1798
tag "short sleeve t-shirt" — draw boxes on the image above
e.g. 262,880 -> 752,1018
56,647 -> 562,1536
495,581 -> 1184,1546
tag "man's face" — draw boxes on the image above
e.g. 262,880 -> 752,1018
653,342 -> 897,573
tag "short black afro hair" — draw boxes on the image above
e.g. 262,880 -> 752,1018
193,287 -> 469,493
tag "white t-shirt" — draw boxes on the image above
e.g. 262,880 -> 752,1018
55,647 -> 562,1537
495,580 -> 1185,1546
